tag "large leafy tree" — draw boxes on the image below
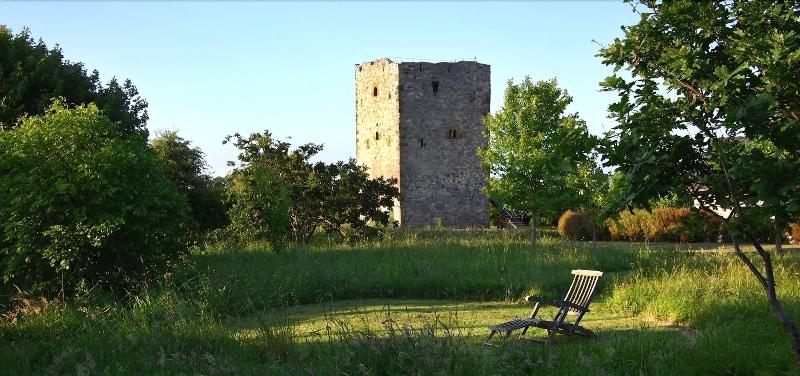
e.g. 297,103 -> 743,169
600,0 -> 800,362
0,26 -> 148,136
0,102 -> 191,295
224,131 -> 398,249
480,77 -> 604,225
306,159 -> 399,241
151,131 -> 228,232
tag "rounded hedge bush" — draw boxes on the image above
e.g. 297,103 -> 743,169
0,102 -> 192,295
557,210 -> 592,240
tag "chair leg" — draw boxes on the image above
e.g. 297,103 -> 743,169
484,330 -> 497,344
519,326 -> 530,338
545,329 -> 556,349
575,326 -> 597,339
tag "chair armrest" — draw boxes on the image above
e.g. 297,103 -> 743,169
526,296 -> 590,312
525,296 -> 560,308
525,295 -> 544,303
553,300 -> 590,313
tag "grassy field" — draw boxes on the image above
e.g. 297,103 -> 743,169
2,229 -> 799,375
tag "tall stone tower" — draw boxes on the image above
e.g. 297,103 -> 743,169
355,58 -> 490,227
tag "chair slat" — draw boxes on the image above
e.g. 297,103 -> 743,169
579,276 -> 600,308
572,277 -> 587,307
574,276 -> 592,311
564,276 -> 580,303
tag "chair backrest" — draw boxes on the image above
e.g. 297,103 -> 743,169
562,270 -> 603,315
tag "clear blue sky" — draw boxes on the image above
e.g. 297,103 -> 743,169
2,1 -> 637,176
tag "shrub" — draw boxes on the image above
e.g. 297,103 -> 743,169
650,207 -> 691,242
557,210 -> 592,240
0,102 -> 192,295
682,211 -> 725,242
606,209 -> 649,241
606,207 -> 724,243
791,223 -> 800,245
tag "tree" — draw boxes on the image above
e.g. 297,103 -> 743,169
0,102 -> 191,295
0,26 -> 148,136
151,131 -> 228,232
479,77 -> 603,227
599,0 -> 800,362
226,161 -> 292,250
307,159 -> 399,241
223,131 -> 398,248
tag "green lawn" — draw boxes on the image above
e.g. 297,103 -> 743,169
2,229 -> 799,375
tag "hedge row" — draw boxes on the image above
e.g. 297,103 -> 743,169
604,208 -> 724,242
557,208 -> 724,243
557,208 -> 791,243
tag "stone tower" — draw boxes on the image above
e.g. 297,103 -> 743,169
355,58 -> 490,227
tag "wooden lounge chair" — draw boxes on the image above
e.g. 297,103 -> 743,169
485,270 -> 603,347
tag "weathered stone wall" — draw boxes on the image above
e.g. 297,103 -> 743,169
355,59 -> 402,220
355,59 -> 490,227
398,61 -> 490,227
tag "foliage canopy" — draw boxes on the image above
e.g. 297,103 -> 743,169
479,77 -> 605,223
0,102 -> 191,294
0,26 -> 148,136
151,131 -> 228,233
223,131 -> 398,249
599,0 -> 800,362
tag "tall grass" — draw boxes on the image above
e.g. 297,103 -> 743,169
2,229 -> 799,374
197,230 -> 633,316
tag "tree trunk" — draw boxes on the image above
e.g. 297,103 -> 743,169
766,284 -> 800,365
731,231 -> 800,364
776,230 -> 783,253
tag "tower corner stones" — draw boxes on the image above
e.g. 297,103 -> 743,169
355,58 -> 490,227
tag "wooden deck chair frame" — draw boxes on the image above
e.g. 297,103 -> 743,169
485,270 -> 603,347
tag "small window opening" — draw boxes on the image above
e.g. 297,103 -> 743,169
432,81 -> 439,94
420,138 -> 425,148
375,132 -> 380,140
448,129 -> 458,139
470,90 -> 476,102
359,66 -> 363,72
373,87 -> 378,97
